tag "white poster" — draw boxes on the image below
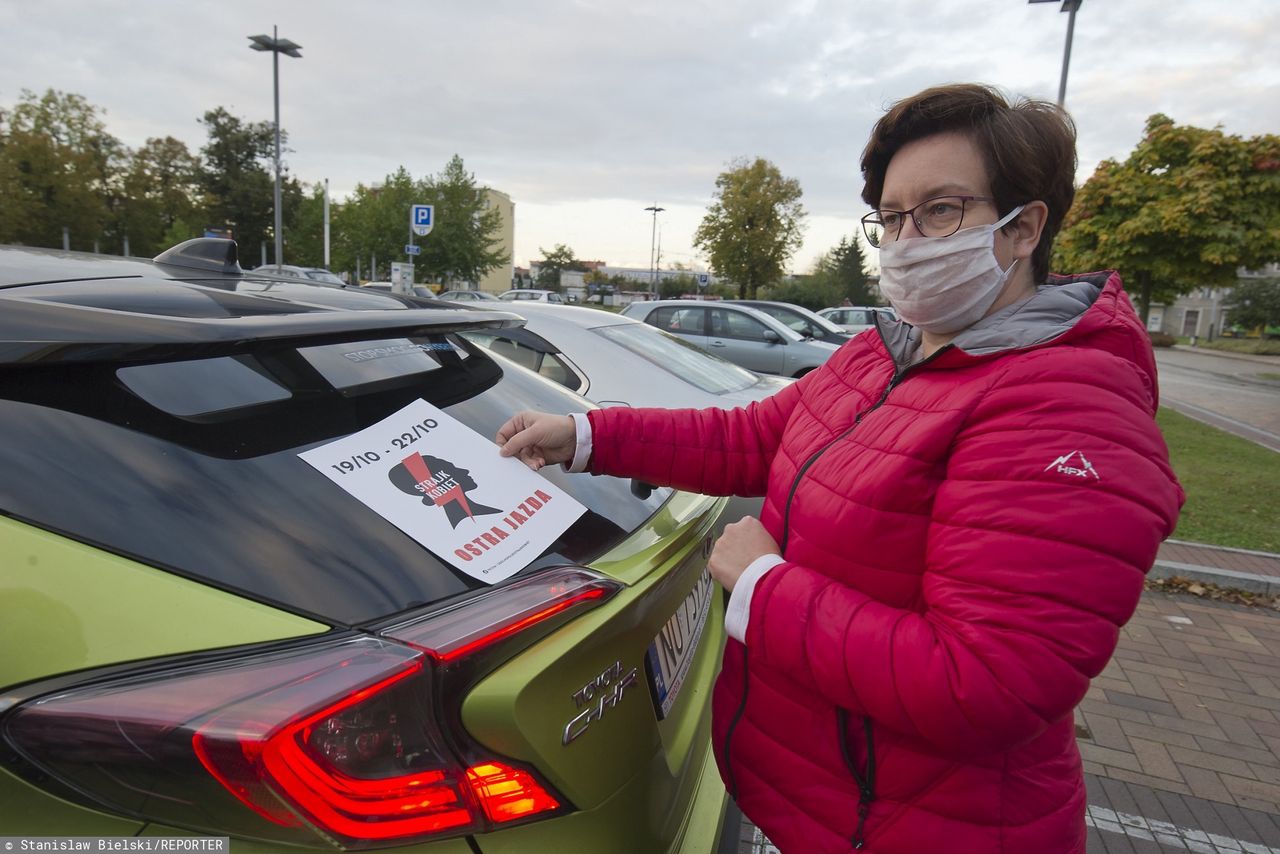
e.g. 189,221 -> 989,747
299,399 -> 586,584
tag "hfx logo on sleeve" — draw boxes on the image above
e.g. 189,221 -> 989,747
1044,450 -> 1101,480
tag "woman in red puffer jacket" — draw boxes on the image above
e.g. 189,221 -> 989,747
498,83 -> 1183,853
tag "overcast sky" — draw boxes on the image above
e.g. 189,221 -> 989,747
3,0 -> 1277,273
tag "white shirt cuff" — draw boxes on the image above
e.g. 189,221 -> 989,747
565,412 -> 593,473
724,554 -> 785,644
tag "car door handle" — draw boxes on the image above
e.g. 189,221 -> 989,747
709,340 -> 726,347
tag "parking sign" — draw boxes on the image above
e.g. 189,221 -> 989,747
411,204 -> 434,237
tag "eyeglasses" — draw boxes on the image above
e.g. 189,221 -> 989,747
861,195 -> 997,248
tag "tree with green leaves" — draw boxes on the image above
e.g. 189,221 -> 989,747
417,155 -> 509,287
110,135 -> 202,257
693,157 -> 805,298
0,89 -> 123,250
767,275 -> 834,312
804,235 -> 873,307
536,244 -> 582,290
197,107 -> 301,266
1053,114 -> 1280,323
337,167 -> 420,280
658,273 -> 699,299
286,183 -> 331,269
1224,277 -> 1280,334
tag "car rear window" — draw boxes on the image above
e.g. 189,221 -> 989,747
595,324 -> 756,394
0,332 -> 670,625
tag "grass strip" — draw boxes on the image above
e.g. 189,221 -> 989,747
1157,407 -> 1279,552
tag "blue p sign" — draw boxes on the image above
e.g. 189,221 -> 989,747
411,204 -> 434,236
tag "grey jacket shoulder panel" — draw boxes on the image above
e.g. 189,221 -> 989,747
954,279 -> 1103,356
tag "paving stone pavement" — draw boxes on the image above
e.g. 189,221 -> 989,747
738,544 -> 1280,853
1078,591 -> 1280,852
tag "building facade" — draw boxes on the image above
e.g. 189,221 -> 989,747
476,188 -> 515,294
1147,264 -> 1279,339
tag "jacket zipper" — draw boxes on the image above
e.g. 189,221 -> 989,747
838,708 -> 877,848
720,345 -> 950,814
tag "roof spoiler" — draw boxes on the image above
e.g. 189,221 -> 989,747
154,238 -> 243,276
0,306 -> 526,365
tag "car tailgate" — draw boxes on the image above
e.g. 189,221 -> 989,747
463,492 -> 728,852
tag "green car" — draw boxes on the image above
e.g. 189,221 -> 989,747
0,240 -> 735,851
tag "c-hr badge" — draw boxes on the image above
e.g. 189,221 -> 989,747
562,660 -> 639,745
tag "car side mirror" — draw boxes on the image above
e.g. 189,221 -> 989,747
762,329 -> 781,344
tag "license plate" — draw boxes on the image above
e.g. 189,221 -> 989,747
645,569 -> 714,720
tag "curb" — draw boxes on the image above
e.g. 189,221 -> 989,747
1150,559 -> 1280,597
1167,344 -> 1280,367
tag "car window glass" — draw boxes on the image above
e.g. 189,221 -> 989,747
754,305 -> 806,334
117,357 -> 291,416
712,309 -> 769,342
812,313 -> 844,333
652,306 -> 704,334
463,332 -> 544,372
538,354 -> 581,390
3,337 -> 670,624
305,270 -> 346,285
595,324 -> 756,394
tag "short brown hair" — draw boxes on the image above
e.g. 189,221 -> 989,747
860,83 -> 1077,284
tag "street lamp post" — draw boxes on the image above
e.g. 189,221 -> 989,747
248,27 -> 302,268
1028,0 -> 1082,107
644,204 -> 664,298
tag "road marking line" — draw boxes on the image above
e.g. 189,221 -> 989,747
746,805 -> 1280,852
1088,804 -> 1280,852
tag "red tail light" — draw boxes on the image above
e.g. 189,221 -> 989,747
2,568 -> 619,847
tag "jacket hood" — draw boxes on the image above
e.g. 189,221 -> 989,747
876,271 -> 1160,411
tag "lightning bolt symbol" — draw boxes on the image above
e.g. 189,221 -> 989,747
1043,451 -> 1076,471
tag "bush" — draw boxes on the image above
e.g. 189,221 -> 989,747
1148,331 -> 1177,348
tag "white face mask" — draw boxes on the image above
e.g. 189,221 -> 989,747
877,205 -> 1024,334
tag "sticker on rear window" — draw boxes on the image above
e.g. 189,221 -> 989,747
299,399 -> 586,584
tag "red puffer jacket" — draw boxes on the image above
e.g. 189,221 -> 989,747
587,272 -> 1183,852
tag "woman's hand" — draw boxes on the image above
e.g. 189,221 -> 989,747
496,411 -> 577,471
709,517 -> 779,593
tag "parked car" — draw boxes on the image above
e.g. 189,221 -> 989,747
0,238 -> 738,852
463,303 -> 791,528
818,305 -> 897,335
461,303 -> 793,409
500,288 -> 567,304
258,263 -> 347,286
440,289 -> 502,302
621,299 -> 839,377
363,281 -> 439,299
727,300 -> 850,345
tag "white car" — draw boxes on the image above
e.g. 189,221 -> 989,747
363,282 -> 438,299
499,288 -> 567,304
462,303 -> 791,408
818,305 -> 896,335
439,289 -> 501,302
258,264 -> 347,286
462,303 -> 792,523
